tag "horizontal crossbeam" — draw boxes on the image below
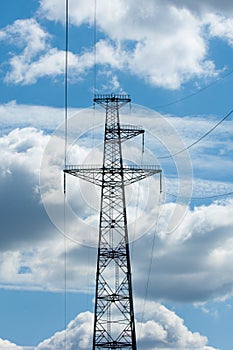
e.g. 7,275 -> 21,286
105,125 -> 144,142
64,164 -> 161,186
94,93 -> 131,106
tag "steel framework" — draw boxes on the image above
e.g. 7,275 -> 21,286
64,94 -> 162,350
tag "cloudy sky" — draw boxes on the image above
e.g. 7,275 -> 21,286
0,0 -> 233,349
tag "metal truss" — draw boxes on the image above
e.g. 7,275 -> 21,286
64,164 -> 161,187
64,94 -> 162,350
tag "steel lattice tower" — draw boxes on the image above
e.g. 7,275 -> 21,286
64,94 -> 161,350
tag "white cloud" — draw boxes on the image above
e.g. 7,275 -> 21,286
0,104 -> 232,301
0,18 -> 49,56
0,124 -> 97,291
0,338 -> 23,350
0,101 -> 74,134
2,1 -> 233,88
38,0 -> 221,89
0,127 -> 52,251
165,0 -> 233,15
136,301 -> 217,349
99,70 -> 124,92
39,0 -> 95,27
133,199 -> 233,303
35,311 -> 93,350
205,13 -> 233,47
2,1 -> 231,88
0,18 -> 94,85
5,48 -> 65,85
0,106 -> 230,349
33,307 -> 216,350
0,18 -> 53,84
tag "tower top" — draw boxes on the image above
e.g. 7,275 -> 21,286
94,93 -> 131,107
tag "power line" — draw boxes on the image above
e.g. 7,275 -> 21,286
64,0 -> 69,169
131,143 -> 145,260
138,191 -> 163,344
64,1 -> 69,349
165,190 -> 233,200
158,109 -> 233,159
93,0 -> 97,95
63,191 -> 67,350
154,68 -> 233,109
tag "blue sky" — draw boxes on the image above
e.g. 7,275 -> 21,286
0,1 -> 233,349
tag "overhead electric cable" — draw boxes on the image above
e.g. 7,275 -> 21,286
138,191 -> 163,344
93,0 -> 97,95
130,143 -> 144,261
165,190 -> 233,200
158,109 -> 233,159
63,1 -> 69,349
154,69 -> 233,109
92,0 -> 97,146
63,191 -> 67,350
64,0 -> 69,169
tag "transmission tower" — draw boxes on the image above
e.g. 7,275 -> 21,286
64,94 -> 162,350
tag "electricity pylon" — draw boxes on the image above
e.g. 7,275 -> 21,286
64,94 -> 162,349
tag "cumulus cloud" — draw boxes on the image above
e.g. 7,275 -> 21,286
0,18 -> 49,55
1,0 -> 233,89
0,127 -> 52,250
2,1 -> 233,87
133,199 -> 233,303
205,13 -> 233,47
0,338 -> 24,350
164,0 -> 233,15
35,311 -> 93,350
0,18 -> 51,84
0,18 -> 94,85
0,103 -> 232,300
2,306 -> 216,349
0,101 -> 79,135
136,301 -> 217,349
0,124 -> 98,291
38,0 -> 224,89
0,103 -> 231,350
0,303 -> 219,349
33,307 -> 216,350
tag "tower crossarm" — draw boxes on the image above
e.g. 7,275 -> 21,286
64,164 -> 161,187
64,164 -> 103,186
122,165 -> 162,185
106,125 -> 144,142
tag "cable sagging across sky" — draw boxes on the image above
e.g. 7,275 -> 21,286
158,109 -> 233,159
